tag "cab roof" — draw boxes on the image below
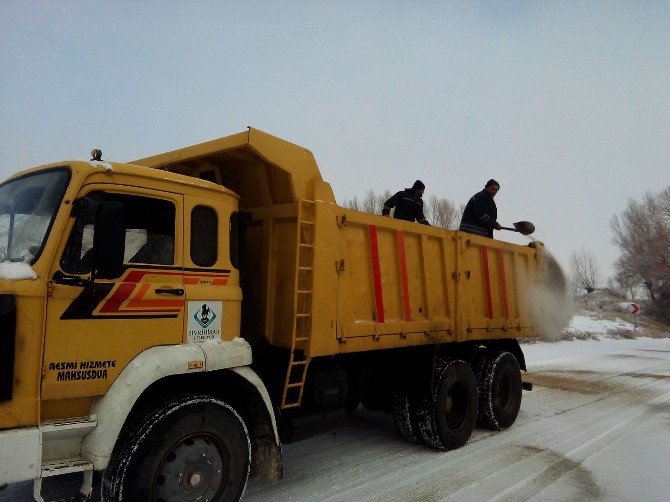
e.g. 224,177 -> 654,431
132,127 -> 335,208
5,160 -> 237,198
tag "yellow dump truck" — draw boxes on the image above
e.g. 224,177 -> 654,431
0,128 -> 547,500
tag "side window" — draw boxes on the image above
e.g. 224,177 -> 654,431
191,205 -> 217,267
61,192 -> 176,275
230,211 -> 251,270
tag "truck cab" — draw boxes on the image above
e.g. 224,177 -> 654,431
1,157 -> 280,500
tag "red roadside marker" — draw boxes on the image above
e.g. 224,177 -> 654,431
630,303 -> 639,315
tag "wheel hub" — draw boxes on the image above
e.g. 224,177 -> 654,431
190,472 -> 202,487
155,435 -> 225,501
444,381 -> 468,431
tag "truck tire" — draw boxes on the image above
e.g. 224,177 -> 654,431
475,351 -> 522,430
102,394 -> 250,502
416,359 -> 478,450
392,393 -> 422,444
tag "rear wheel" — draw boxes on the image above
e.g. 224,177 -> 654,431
392,393 -> 422,444
476,351 -> 522,430
416,359 -> 478,450
103,395 -> 250,502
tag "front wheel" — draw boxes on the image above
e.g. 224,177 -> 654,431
102,395 -> 250,502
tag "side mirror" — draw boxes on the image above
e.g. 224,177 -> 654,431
92,202 -> 125,279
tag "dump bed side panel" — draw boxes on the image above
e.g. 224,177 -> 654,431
307,205 -> 459,356
455,233 -> 537,341
307,205 -> 538,357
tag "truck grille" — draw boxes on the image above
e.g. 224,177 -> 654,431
0,294 -> 16,401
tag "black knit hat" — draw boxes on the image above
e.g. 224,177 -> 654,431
485,179 -> 500,188
412,180 -> 425,190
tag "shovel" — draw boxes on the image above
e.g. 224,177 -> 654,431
500,221 -> 535,235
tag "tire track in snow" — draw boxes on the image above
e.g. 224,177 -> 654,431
317,357 -> 669,500
245,352 -> 670,502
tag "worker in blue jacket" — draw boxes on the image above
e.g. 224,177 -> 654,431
382,180 -> 430,225
459,179 -> 502,238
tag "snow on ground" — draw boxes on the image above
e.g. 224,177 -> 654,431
520,335 -> 670,502
242,335 -> 670,502
566,314 -> 634,335
523,334 -> 667,365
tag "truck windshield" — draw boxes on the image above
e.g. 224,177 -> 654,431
0,168 -> 70,264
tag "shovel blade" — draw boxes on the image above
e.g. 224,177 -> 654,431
513,221 -> 535,235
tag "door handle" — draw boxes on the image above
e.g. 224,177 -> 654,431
155,287 -> 185,296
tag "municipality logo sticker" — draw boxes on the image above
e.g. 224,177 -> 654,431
194,303 -> 217,329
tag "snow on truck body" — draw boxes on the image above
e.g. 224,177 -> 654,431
0,128 -> 548,501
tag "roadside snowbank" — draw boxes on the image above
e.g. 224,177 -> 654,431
565,314 -> 634,335
523,335 -> 668,366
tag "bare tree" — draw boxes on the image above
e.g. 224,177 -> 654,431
606,270 -> 637,300
342,196 -> 360,211
342,189 -> 463,231
611,186 -> 670,319
361,190 -> 378,213
425,196 -> 463,229
570,247 -> 601,294
342,190 -> 392,214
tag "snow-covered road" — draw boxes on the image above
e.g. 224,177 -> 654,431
244,337 -> 670,502
2,337 -> 668,501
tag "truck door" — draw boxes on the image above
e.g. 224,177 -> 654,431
41,186 -> 184,405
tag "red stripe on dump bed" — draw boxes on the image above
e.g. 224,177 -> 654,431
481,246 -> 493,319
496,249 -> 509,319
396,231 -> 412,321
368,225 -> 385,323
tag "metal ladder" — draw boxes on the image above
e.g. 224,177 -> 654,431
281,200 -> 315,409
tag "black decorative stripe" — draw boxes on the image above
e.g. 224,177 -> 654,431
60,283 -> 181,320
116,264 -> 230,274
60,283 -> 115,320
0,295 -> 17,401
58,264 -> 230,321
122,264 -> 180,272
183,267 -> 231,274
83,314 -> 180,320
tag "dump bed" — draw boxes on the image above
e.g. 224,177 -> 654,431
133,128 -> 541,358
289,203 -> 539,357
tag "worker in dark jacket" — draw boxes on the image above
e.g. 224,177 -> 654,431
459,179 -> 502,238
382,180 -> 430,225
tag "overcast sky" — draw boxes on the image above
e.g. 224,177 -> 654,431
1,1 -> 668,280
